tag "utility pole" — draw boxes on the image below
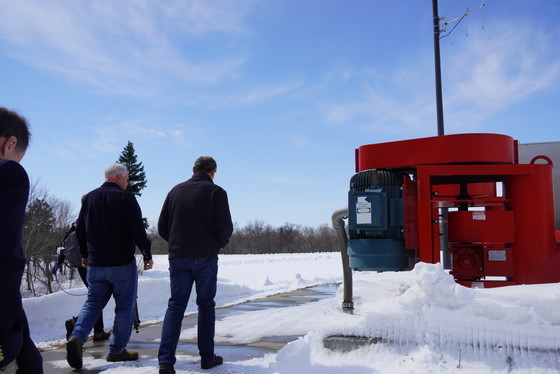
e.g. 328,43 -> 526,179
431,1 -> 485,136
432,0 -> 445,136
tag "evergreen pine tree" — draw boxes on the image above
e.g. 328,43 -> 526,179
117,141 -> 149,228
117,141 -> 147,196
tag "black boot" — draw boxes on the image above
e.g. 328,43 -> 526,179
201,355 -> 223,370
64,316 -> 77,340
93,330 -> 111,341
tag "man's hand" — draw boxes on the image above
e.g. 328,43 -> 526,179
81,258 -> 88,268
143,259 -> 153,271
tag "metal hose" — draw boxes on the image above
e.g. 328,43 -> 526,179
332,207 -> 354,314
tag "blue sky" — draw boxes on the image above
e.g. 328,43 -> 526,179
1,0 -> 559,229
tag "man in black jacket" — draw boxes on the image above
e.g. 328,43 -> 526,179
66,163 -> 153,370
0,107 -> 43,373
158,156 -> 233,374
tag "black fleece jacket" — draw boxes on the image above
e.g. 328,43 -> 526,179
158,172 -> 233,259
0,159 -> 28,367
77,182 -> 151,267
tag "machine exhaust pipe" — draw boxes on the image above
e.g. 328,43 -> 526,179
332,207 -> 354,314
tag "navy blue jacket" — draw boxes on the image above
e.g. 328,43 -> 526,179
158,172 -> 233,259
0,159 -> 29,367
77,182 -> 151,267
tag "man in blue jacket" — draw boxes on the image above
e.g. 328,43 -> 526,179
0,107 -> 43,373
66,163 -> 153,370
158,156 -> 233,374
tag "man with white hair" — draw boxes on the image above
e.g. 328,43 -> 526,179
66,163 -> 153,370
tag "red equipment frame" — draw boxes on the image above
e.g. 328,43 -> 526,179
355,133 -> 560,287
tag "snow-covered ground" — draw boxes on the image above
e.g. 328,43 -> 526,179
25,253 -> 560,373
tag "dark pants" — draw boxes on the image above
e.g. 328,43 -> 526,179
158,258 -> 218,367
77,266 -> 105,333
14,311 -> 43,373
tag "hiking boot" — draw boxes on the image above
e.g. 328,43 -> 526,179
66,336 -> 83,369
93,330 -> 111,341
106,349 -> 139,362
201,355 -> 223,370
65,316 -> 77,340
159,363 -> 176,374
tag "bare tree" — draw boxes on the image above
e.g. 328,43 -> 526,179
19,176 -> 339,296
224,221 -> 338,255
147,225 -> 168,254
21,180 -> 74,296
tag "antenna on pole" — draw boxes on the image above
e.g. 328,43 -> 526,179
440,3 -> 486,39
431,1 -> 485,136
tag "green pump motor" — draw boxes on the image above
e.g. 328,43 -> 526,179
347,169 -> 414,271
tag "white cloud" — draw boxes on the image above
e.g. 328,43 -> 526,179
324,81 -> 435,137
184,79 -> 304,108
85,119 -> 191,155
289,135 -> 311,149
435,20 -> 560,132
320,18 -> 560,136
259,173 -> 291,184
160,0 -> 257,36
446,21 -> 560,109
0,1 -> 256,95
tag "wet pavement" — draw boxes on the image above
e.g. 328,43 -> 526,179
40,284 -> 338,373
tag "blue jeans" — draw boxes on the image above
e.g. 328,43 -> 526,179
72,261 -> 137,355
158,258 -> 218,366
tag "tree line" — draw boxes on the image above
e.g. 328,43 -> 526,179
22,189 -> 338,297
20,141 -> 340,297
20,141 -> 148,297
149,220 -> 338,255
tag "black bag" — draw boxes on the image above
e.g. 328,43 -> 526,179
62,228 -> 83,268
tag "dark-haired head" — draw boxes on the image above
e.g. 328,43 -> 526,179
0,107 -> 31,162
193,156 -> 217,173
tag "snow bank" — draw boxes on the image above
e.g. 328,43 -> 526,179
272,262 -> 560,374
23,253 -> 560,373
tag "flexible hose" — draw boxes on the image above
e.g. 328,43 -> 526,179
332,207 -> 354,314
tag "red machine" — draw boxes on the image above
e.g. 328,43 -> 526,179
354,133 -> 560,288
